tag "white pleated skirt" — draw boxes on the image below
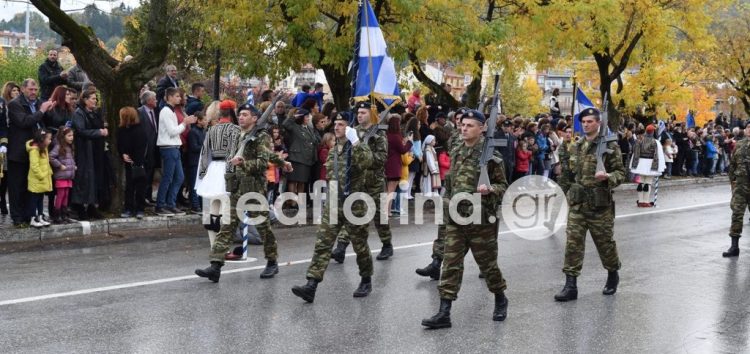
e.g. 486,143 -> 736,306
195,161 -> 228,198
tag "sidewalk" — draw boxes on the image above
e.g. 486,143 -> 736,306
0,175 -> 729,244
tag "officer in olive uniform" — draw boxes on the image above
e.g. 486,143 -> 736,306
554,107 -> 625,302
723,123 -> 750,257
422,109 -> 509,329
415,107 -> 468,280
557,125 -> 575,193
331,101 -> 394,262
291,112 -> 375,303
195,104 -> 291,282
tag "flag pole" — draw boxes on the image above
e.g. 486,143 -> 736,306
362,0 -> 377,111
571,71 -> 577,117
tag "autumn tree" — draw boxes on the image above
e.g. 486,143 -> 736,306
31,0 -> 171,212
521,0 -> 722,128
703,0 -> 750,116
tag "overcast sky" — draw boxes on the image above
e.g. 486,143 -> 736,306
1,0 -> 141,21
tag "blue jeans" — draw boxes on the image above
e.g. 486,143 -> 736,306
689,151 -> 700,175
156,147 -> 184,209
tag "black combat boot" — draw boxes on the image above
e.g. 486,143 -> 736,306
260,260 -> 279,279
602,271 -> 619,295
554,275 -> 578,302
291,278 -> 318,303
415,257 -> 441,280
421,298 -> 452,329
376,243 -> 394,260
493,293 -> 509,321
195,262 -> 223,283
723,236 -> 740,257
353,276 -> 372,297
331,242 -> 348,263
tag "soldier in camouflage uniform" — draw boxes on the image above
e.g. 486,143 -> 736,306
723,124 -> 750,258
195,104 -> 291,282
422,110 -> 509,329
291,112 -> 375,303
415,108 -> 468,280
331,101 -> 394,263
554,107 -> 625,302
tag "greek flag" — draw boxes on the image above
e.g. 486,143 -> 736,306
350,0 -> 401,107
573,87 -> 594,134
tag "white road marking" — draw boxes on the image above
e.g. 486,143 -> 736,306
0,200 -> 730,307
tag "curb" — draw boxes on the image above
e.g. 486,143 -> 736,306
0,214 -> 201,243
0,177 -> 729,244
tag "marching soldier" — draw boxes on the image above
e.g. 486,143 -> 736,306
331,101 -> 393,262
194,104 -> 291,282
554,107 -> 625,302
415,108 -> 467,280
421,109 -> 509,329
291,112 -> 375,302
723,123 -> 750,258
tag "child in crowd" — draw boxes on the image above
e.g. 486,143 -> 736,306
27,129 -> 53,228
49,126 -> 76,224
663,138 -> 676,179
514,140 -> 532,182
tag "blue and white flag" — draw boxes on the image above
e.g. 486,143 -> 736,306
573,87 -> 594,134
686,110 -> 695,128
350,0 -> 400,107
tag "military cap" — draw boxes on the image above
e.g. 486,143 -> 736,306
578,107 -> 600,121
463,109 -> 485,124
237,103 -> 260,116
334,111 -> 352,122
355,101 -> 372,110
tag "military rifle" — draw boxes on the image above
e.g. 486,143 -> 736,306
477,74 -> 508,188
595,93 -> 618,173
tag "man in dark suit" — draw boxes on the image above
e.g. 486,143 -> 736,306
7,79 -> 52,227
155,65 -> 180,108
138,90 -> 160,205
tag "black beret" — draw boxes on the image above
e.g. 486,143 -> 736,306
502,119 -> 513,126
334,111 -> 352,122
355,101 -> 371,110
237,104 -> 260,116
578,107 -> 600,121
463,109 -> 485,124
454,107 -> 469,118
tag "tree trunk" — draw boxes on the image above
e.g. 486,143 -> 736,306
32,0 -> 171,215
465,51 -> 484,109
408,51 -> 459,109
593,55 -> 621,129
320,63 -> 352,112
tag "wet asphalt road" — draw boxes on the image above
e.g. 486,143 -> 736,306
0,183 -> 748,353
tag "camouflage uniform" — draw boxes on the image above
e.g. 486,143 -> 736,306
438,137 -> 508,300
562,137 -> 625,277
557,139 -> 574,193
729,138 -> 750,238
209,129 -> 284,263
431,128 -> 464,260
337,126 -> 391,245
306,139 -> 374,281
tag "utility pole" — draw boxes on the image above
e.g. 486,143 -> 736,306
25,0 -> 30,49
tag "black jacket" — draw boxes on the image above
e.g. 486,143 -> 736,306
43,107 -> 75,136
38,59 -> 66,101
118,122 -> 149,167
186,125 -> 205,167
6,94 -> 43,163
155,75 -> 180,104
138,105 -> 159,166
0,97 -> 7,146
